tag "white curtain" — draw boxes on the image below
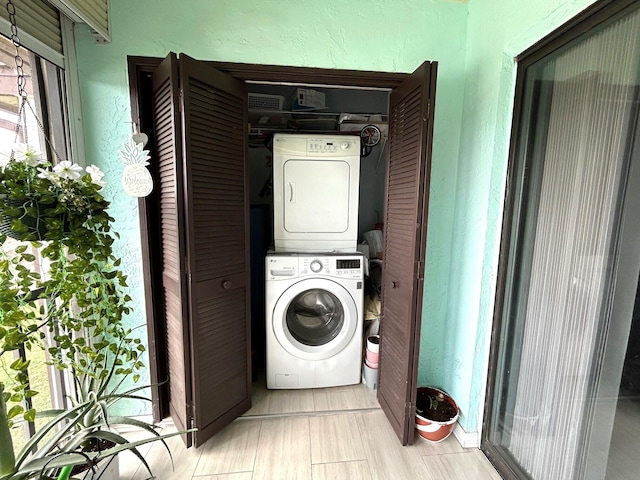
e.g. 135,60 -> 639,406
508,9 -> 640,479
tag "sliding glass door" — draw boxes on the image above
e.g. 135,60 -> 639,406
484,2 -> 640,479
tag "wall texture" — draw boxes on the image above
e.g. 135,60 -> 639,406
74,0 -> 468,416
73,0 -> 600,431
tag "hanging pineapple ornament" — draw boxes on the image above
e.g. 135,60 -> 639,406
120,136 -> 153,197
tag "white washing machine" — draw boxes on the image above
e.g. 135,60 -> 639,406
265,252 -> 364,389
272,134 -> 360,253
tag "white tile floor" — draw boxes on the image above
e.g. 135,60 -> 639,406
119,380 -> 502,480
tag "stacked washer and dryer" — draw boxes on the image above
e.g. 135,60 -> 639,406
265,134 -> 365,389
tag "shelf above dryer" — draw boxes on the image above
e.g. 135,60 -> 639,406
248,109 -> 388,136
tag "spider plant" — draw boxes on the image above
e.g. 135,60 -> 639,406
0,334 -> 190,480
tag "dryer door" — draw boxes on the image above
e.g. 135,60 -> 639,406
282,158 -> 351,233
273,278 -> 359,360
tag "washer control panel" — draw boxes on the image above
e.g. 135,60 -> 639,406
299,254 -> 363,279
267,253 -> 364,280
266,255 -> 297,280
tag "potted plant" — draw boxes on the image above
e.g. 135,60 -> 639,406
1,375 -> 181,480
0,144 -> 108,242
0,144 -> 188,479
415,387 -> 460,442
3,333 -> 182,480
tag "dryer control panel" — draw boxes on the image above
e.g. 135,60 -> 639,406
307,138 -> 358,155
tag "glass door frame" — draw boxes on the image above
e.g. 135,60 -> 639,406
482,0 -> 640,477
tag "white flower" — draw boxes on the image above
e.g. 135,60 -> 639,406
37,167 -> 55,181
53,161 -> 83,180
85,165 -> 104,178
86,165 -> 105,181
13,143 -> 45,167
86,165 -> 106,190
36,167 -> 64,187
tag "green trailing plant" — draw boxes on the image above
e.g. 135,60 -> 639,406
0,144 -> 138,422
0,144 -> 187,479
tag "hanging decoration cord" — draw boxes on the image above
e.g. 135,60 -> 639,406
6,0 -> 65,163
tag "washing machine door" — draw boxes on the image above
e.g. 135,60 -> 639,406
272,278 -> 358,360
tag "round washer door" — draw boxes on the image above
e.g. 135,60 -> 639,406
272,278 -> 358,361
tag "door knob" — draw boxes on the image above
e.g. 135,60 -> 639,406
222,280 -> 232,289
392,281 -> 398,288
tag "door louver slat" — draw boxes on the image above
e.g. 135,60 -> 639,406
185,76 -> 247,282
194,288 -> 248,425
52,0 -> 110,42
150,53 -> 251,448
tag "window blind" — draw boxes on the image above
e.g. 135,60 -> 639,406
50,0 -> 109,42
0,0 -> 63,66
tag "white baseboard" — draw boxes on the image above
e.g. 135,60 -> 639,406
453,423 -> 480,448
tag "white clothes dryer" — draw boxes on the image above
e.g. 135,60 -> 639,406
272,134 -> 360,253
265,252 -> 364,389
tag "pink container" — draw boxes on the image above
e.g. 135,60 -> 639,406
365,348 -> 379,364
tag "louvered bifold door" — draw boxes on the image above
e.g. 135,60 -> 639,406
150,53 -> 193,445
378,61 -> 437,445
178,54 -> 251,447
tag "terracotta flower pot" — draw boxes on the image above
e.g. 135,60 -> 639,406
415,387 -> 459,442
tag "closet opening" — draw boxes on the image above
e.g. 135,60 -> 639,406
244,82 -> 390,403
127,57 -> 436,446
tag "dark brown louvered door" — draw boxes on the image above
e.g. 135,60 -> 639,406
378,61 -> 437,446
151,53 -> 251,448
178,54 -> 251,447
151,53 -> 192,442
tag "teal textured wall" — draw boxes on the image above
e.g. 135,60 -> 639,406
74,0 -> 599,430
75,0 -> 468,417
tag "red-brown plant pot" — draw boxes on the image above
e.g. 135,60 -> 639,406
415,387 -> 459,442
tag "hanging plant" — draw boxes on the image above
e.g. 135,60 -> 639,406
0,143 -> 140,424
0,143 -> 191,479
0,144 -> 137,416
0,145 -> 107,242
